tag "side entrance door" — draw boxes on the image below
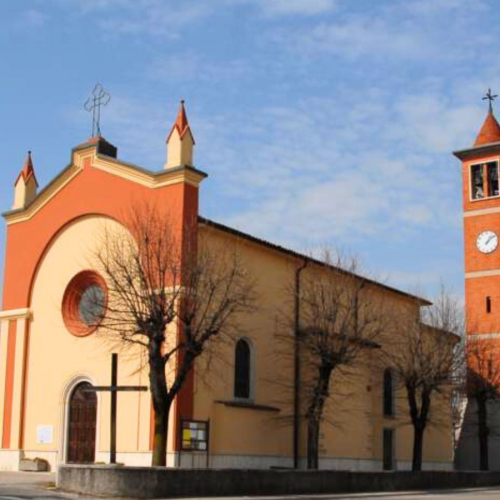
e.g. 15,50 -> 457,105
67,381 -> 97,463
383,428 -> 395,471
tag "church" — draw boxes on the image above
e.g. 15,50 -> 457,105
0,101 -> 455,471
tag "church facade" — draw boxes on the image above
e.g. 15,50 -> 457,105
0,103 -> 454,471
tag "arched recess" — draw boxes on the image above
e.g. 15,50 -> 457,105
27,213 -> 119,308
23,215 -> 127,461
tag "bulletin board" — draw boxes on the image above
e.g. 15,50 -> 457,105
180,419 -> 210,452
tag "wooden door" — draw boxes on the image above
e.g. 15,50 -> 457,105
67,382 -> 97,463
383,428 -> 395,471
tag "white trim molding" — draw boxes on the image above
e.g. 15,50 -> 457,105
465,269 -> 500,279
467,333 -> 500,340
464,206 -> 500,218
0,308 -> 32,320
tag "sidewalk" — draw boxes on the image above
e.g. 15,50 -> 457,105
0,471 -> 56,486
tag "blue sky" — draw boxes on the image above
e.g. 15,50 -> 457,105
0,0 -> 498,301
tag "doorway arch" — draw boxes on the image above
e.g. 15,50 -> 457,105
66,381 -> 97,463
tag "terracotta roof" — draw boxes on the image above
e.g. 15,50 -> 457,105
474,111 -> 500,146
15,151 -> 38,187
166,100 -> 195,144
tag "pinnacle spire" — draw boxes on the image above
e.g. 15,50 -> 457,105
166,100 -> 195,144
15,150 -> 38,186
13,150 -> 39,209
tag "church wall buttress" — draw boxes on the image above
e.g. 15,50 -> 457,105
1,320 -> 17,448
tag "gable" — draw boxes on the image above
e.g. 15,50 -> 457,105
2,140 -> 206,311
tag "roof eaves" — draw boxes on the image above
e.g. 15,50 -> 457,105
2,163 -> 74,219
96,154 -> 208,179
453,142 -> 500,160
198,216 -> 431,306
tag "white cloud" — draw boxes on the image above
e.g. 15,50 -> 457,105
251,0 -> 337,16
24,9 -> 48,27
272,0 -> 492,65
147,53 -> 251,83
292,17 -> 430,61
49,0 -> 339,38
406,0 -> 488,16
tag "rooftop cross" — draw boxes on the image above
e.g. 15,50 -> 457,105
483,88 -> 498,114
84,83 -> 111,137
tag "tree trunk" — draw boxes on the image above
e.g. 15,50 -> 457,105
477,395 -> 489,471
412,424 -> 424,471
407,387 -> 430,472
151,400 -> 170,466
305,364 -> 332,470
307,417 -> 320,470
149,335 -> 170,467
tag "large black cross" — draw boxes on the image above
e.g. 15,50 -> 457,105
84,353 -> 147,464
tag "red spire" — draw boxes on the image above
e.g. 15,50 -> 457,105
166,100 -> 195,144
474,111 -> 500,146
15,151 -> 38,186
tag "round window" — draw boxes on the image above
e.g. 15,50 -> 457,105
62,271 -> 107,337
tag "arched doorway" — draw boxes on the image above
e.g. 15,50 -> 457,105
67,381 -> 97,463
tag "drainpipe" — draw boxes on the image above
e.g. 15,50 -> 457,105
293,258 -> 308,469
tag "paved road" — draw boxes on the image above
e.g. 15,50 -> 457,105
2,472 -> 500,499
0,472 -> 81,500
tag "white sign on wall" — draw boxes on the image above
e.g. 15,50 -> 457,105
36,425 -> 53,444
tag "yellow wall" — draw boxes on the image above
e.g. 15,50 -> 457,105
192,224 -> 455,468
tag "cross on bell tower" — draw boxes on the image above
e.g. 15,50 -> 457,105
483,88 -> 498,114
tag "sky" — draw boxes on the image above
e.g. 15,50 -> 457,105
0,0 -> 498,302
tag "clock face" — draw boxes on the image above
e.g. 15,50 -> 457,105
477,230 -> 499,254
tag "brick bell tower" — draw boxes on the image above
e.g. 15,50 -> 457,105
454,91 -> 500,338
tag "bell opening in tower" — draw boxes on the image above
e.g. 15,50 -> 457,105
470,161 -> 500,200
487,162 -> 499,196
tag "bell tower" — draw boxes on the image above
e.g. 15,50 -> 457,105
454,91 -> 500,337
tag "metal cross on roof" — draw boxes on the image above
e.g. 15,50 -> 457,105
84,83 -> 111,137
483,88 -> 498,114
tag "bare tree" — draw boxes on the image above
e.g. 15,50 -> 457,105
383,285 -> 462,471
464,337 -> 500,471
293,253 -> 388,469
87,203 -> 256,466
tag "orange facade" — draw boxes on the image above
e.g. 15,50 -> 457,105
0,135 -> 204,454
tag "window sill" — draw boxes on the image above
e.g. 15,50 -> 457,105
215,400 -> 280,412
470,194 -> 500,203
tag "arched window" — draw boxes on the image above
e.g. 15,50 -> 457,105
383,368 -> 394,417
234,339 -> 251,399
